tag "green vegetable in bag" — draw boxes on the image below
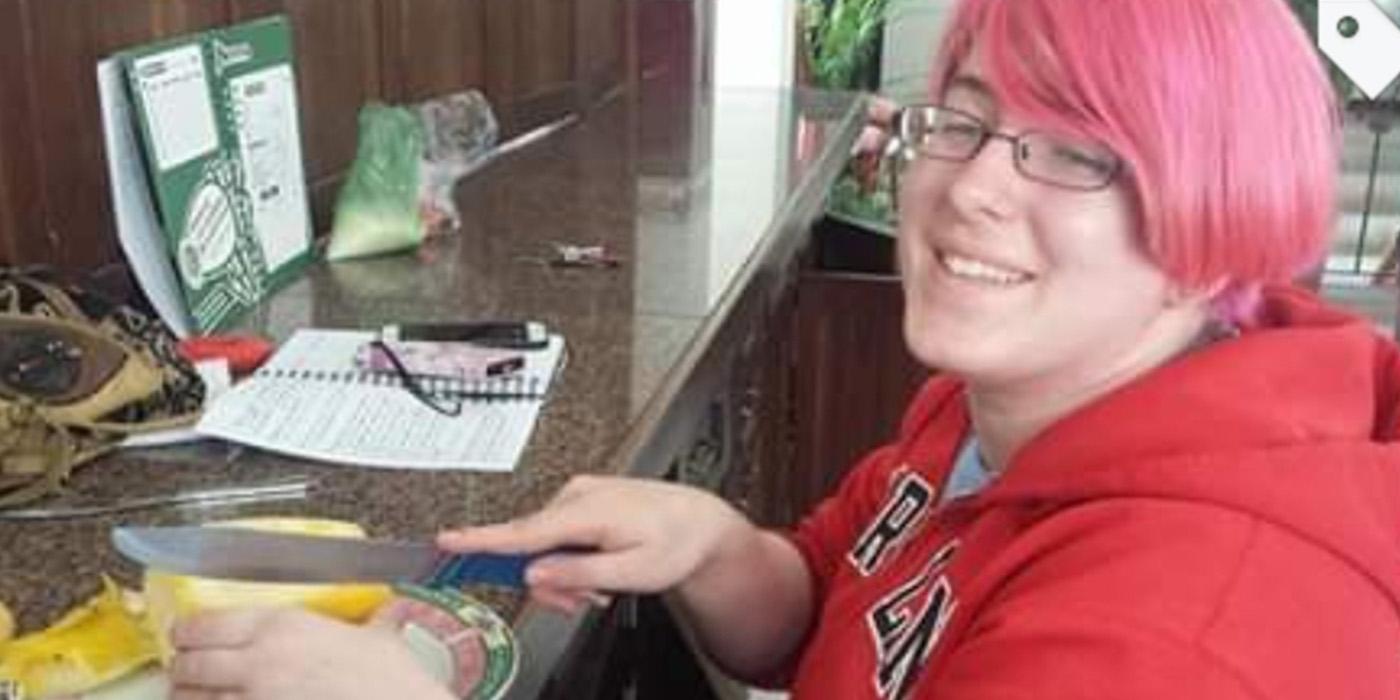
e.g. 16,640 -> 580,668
326,104 -> 426,261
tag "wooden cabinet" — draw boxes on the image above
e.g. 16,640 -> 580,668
789,269 -> 925,520
781,219 -> 928,524
0,0 -> 635,277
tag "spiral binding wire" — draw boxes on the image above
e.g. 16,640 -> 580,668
254,367 -> 546,400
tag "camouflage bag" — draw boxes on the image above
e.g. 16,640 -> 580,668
0,269 -> 205,508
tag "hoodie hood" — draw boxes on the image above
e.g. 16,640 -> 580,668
979,285 -> 1400,608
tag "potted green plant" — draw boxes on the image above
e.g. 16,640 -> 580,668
800,0 -> 899,236
801,0 -> 892,91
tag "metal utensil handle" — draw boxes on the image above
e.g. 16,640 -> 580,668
0,479 -> 311,521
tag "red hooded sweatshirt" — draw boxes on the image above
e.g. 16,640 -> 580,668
786,287 -> 1400,698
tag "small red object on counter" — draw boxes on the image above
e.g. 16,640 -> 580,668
178,335 -> 275,376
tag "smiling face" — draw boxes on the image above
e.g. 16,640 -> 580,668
897,55 -> 1204,395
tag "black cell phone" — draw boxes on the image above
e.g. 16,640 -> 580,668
381,321 -> 550,349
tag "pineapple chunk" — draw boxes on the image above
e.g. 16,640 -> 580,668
0,577 -> 156,699
143,517 -> 393,662
0,598 -> 12,643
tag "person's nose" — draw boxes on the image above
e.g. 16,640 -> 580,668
945,135 -> 1022,224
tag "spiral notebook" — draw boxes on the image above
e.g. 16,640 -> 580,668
196,328 -> 565,470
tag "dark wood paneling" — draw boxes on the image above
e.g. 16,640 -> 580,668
509,0 -> 578,131
382,0 -> 488,103
0,0 -> 44,265
636,0 -> 697,178
0,0 -> 641,278
789,270 -> 926,522
230,0 -> 383,179
517,0 -> 575,96
22,0 -> 230,271
481,0 -> 519,135
749,255 -> 803,527
230,0 -> 381,231
575,0 -> 625,106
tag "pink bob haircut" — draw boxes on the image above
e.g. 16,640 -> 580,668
931,0 -> 1341,324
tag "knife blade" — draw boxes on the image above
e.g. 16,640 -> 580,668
111,526 -> 534,589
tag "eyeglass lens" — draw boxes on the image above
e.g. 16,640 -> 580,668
894,105 -> 1120,192
369,340 -> 463,417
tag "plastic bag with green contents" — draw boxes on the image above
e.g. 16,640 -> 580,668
326,103 -> 426,261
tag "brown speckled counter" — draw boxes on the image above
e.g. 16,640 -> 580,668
0,86 -> 862,696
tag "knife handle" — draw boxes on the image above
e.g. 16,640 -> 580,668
428,546 -> 593,590
428,552 -> 531,589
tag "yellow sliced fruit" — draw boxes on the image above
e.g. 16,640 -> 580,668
0,577 -> 157,699
0,598 -> 13,644
143,517 -> 393,663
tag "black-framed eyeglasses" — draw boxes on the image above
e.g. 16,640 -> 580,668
891,104 -> 1123,192
369,340 -> 463,417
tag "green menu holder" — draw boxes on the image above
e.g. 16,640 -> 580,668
122,15 -> 312,333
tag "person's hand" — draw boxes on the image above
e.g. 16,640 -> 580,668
852,96 -> 901,192
853,96 -> 901,154
168,607 -> 453,700
438,475 -> 753,614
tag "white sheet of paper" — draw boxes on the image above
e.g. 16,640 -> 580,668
97,57 -> 194,338
230,64 -> 311,272
196,330 -> 564,471
129,44 -> 219,171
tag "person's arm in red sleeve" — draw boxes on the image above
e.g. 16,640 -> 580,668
438,380 -> 949,685
677,443 -> 907,683
680,379 -> 949,681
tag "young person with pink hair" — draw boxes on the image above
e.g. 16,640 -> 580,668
168,0 -> 1400,697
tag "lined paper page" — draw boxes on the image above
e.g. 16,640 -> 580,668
196,329 -> 564,471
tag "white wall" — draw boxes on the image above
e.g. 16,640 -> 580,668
881,0 -> 956,102
707,0 -> 796,302
713,0 -> 796,89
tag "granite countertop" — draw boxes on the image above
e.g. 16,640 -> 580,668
0,86 -> 862,668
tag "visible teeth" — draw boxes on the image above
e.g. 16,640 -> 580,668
940,252 -> 1030,285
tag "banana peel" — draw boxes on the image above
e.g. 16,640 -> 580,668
0,577 -> 156,699
0,518 -> 394,697
143,517 -> 394,662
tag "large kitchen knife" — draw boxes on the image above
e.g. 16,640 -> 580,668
111,525 -> 541,589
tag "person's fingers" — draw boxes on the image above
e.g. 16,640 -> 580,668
170,689 -> 242,700
437,515 -> 576,554
527,548 -> 663,593
438,477 -> 610,552
437,500 -> 607,554
529,586 -> 586,616
581,590 -> 613,608
851,125 -> 890,156
172,608 -> 271,651
169,648 -> 249,690
364,612 -> 401,633
868,96 -> 899,124
550,474 -> 602,505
